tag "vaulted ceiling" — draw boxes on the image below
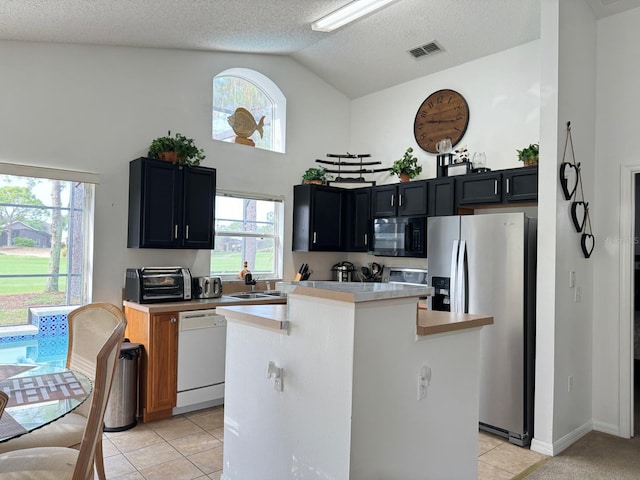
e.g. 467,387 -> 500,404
0,0 -> 638,98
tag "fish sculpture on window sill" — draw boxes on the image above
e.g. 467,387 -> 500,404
227,107 -> 265,147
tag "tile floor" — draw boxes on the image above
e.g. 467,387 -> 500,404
478,431 -> 547,480
100,405 -> 547,480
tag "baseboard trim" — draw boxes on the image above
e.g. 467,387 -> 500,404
531,421 -> 592,456
593,420 -> 622,437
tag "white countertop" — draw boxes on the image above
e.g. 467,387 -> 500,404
277,281 -> 434,303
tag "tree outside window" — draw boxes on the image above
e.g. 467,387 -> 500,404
0,174 -> 91,326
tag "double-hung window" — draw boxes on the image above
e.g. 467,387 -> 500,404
211,191 -> 283,280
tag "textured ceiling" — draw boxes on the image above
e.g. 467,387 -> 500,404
0,0 -> 638,98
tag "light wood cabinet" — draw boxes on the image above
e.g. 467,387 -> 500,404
124,307 -> 178,423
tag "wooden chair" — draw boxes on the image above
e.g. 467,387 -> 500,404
0,391 -> 8,418
0,303 -> 127,480
0,309 -> 126,479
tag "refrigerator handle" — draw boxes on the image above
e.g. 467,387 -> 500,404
456,240 -> 467,313
450,240 -> 459,312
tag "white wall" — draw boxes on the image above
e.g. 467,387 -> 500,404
533,0 -> 597,455
0,40 -> 351,305
346,40 -> 541,272
349,40 -> 541,185
593,6 -> 640,435
554,0 -> 597,447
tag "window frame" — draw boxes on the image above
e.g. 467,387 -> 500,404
0,163 -> 97,328
212,68 -> 286,154
212,190 -> 284,281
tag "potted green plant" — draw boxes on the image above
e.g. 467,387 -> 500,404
302,167 -> 332,185
517,143 -> 539,166
390,147 -> 422,182
148,131 -> 206,166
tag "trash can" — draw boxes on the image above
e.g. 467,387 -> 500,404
104,340 -> 142,432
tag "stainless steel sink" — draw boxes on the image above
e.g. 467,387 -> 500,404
226,293 -> 270,299
225,291 -> 287,300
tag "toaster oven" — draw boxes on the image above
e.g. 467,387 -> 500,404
124,267 -> 192,303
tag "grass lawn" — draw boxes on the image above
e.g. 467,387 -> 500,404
211,250 -> 274,274
0,251 -> 69,326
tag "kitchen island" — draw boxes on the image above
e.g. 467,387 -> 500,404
218,281 -> 492,480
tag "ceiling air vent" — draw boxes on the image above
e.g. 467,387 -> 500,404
408,41 -> 443,59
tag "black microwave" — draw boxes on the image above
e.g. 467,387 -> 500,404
372,216 -> 427,258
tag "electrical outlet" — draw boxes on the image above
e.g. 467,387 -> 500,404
417,365 -> 431,401
568,375 -> 573,392
574,286 -> 582,302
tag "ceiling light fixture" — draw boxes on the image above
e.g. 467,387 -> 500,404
311,0 -> 396,32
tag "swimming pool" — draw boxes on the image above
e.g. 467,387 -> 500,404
0,306 -> 72,367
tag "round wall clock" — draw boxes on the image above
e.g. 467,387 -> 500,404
413,89 -> 470,154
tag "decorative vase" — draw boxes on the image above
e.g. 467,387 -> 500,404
303,179 -> 323,185
400,173 -> 411,182
158,151 -> 179,163
524,157 -> 538,167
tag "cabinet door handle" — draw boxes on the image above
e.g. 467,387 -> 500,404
494,180 -> 498,195
364,233 -> 368,246
174,225 -> 178,239
313,232 -> 317,244
399,195 -> 403,207
171,317 -> 177,323
506,179 -> 510,194
391,194 -> 395,207
185,225 -> 189,239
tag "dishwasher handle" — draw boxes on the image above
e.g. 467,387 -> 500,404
179,311 -> 226,331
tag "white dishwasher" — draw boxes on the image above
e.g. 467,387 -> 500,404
175,309 -> 227,414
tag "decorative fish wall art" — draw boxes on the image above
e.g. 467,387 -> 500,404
227,107 -> 265,147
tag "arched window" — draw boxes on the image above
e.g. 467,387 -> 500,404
212,68 -> 286,153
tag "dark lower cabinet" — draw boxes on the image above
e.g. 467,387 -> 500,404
503,167 -> 538,203
128,157 -> 216,249
293,184 -> 343,251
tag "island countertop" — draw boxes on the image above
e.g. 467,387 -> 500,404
417,308 -> 493,336
220,300 -> 493,337
277,281 -> 434,303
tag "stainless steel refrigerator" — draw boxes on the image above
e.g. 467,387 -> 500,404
427,212 -> 536,446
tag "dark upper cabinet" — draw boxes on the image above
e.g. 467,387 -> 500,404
371,185 -> 397,217
502,166 -> 538,203
182,166 -> 217,248
372,180 -> 428,217
128,157 -> 216,249
455,171 -> 502,206
345,188 -> 371,252
293,184 -> 344,252
428,177 -> 456,217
